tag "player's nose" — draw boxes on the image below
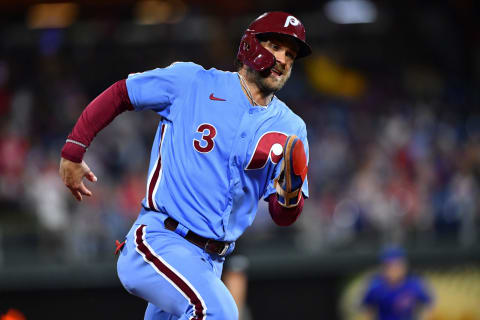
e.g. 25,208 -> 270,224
274,50 -> 287,66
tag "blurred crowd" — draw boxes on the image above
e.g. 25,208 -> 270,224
0,4 -> 479,264
294,96 -> 480,252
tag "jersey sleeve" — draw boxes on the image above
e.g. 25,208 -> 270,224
263,122 -> 310,200
414,277 -> 433,305
126,62 -> 202,118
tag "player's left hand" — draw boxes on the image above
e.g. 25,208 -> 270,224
274,135 -> 308,207
59,157 -> 97,202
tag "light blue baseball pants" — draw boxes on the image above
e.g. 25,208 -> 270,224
117,222 -> 238,320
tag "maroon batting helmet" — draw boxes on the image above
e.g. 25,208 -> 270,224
237,11 -> 312,72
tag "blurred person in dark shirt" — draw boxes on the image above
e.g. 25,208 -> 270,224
361,247 -> 433,320
222,255 -> 252,320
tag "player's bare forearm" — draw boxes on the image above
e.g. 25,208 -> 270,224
59,157 -> 97,202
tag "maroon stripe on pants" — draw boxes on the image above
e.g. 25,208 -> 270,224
135,225 -> 206,320
147,124 -> 166,210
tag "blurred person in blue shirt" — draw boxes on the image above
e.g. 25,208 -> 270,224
361,247 -> 433,320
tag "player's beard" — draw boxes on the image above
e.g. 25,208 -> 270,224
246,63 -> 292,95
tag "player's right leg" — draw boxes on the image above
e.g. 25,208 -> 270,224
117,223 -> 238,320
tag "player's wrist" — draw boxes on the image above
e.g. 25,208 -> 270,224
61,140 -> 87,163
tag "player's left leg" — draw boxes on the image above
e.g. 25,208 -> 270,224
117,223 -> 238,320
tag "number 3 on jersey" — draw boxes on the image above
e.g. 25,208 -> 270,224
193,123 -> 217,153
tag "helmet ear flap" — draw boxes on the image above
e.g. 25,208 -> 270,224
237,12 -> 311,65
237,32 -> 275,72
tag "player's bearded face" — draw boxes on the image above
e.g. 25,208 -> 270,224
249,36 -> 298,93
253,61 -> 292,93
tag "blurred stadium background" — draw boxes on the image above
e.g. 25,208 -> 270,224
0,0 -> 479,319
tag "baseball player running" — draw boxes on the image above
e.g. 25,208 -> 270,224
59,11 -> 311,320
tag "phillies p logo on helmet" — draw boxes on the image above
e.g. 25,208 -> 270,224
284,16 -> 300,28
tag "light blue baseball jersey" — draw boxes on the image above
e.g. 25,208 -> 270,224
126,62 -> 309,242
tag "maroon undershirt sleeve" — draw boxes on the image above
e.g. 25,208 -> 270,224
61,79 -> 134,163
268,193 -> 304,226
